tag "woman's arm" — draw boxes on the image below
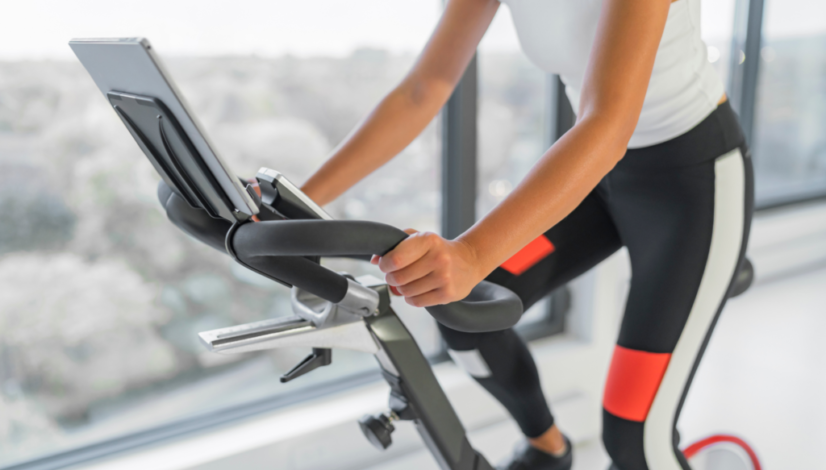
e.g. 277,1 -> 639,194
301,0 -> 499,206
379,0 -> 674,307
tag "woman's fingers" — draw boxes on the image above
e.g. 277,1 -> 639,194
378,231 -> 438,273
404,288 -> 450,308
384,250 -> 438,287
394,271 -> 444,298
372,229 -> 481,307
245,177 -> 262,222
372,229 -> 417,266
373,229 -> 421,294
245,177 -> 262,197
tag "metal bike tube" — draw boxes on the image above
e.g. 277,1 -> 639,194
366,310 -> 493,470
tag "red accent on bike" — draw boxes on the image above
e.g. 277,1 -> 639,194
602,345 -> 671,422
500,235 -> 555,275
683,434 -> 761,470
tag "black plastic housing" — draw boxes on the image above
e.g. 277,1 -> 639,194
108,91 -> 238,221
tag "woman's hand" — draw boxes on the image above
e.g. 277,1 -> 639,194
372,230 -> 483,307
246,177 -> 262,222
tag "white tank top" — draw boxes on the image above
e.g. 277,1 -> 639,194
499,0 -> 725,148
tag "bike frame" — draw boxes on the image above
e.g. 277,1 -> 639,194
199,276 -> 494,470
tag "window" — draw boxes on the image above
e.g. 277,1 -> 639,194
477,8 -> 548,221
476,7 -> 566,335
751,0 -> 826,206
701,0 -> 738,88
0,1 -> 442,467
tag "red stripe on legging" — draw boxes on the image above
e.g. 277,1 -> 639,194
500,235 -> 555,275
603,345 -> 672,422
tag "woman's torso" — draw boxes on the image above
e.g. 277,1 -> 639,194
500,0 -> 724,148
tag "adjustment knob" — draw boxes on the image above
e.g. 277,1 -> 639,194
358,413 -> 396,450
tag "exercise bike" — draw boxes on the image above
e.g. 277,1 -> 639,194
160,167 -> 523,470
70,37 -> 762,469
166,170 -> 761,470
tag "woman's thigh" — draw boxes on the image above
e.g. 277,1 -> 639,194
486,187 -> 623,311
601,146 -> 754,469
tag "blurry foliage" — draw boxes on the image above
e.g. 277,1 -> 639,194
0,253 -> 176,419
0,47 -> 546,463
0,164 -> 76,254
0,50 -> 441,463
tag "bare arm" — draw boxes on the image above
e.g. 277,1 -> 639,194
380,0 -> 674,307
301,0 -> 500,206
461,0 -> 673,274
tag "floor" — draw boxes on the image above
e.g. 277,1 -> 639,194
365,265 -> 826,470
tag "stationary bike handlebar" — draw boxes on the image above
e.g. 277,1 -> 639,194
159,182 -> 523,333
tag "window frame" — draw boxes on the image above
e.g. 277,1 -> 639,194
1,371 -> 380,470
730,0 -> 826,210
442,56 -> 575,340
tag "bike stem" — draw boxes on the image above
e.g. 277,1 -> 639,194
198,275 -> 494,470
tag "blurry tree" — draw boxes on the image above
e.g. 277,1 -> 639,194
0,164 -> 76,254
0,50 -> 443,463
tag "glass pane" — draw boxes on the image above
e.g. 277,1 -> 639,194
701,0 -> 738,90
751,0 -> 826,205
477,7 -> 548,220
0,1 -> 441,465
477,7 -> 551,329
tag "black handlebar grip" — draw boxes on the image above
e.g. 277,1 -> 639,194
231,220 -> 524,332
231,219 -> 408,258
229,220 -> 408,303
158,181 -> 232,253
231,222 -> 353,303
158,183 -> 357,302
158,181 -> 320,294
425,281 -> 523,333
158,182 -> 523,332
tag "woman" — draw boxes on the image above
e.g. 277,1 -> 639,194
300,0 -> 753,469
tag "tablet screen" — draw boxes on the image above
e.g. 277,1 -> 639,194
69,38 -> 258,221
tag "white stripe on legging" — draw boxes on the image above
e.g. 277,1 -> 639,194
643,148 -> 746,470
448,349 -> 492,378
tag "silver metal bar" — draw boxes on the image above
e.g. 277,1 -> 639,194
204,321 -> 379,355
199,313 -> 380,355
199,315 -> 314,353
259,167 -> 333,220
338,278 -> 380,316
728,0 -> 765,143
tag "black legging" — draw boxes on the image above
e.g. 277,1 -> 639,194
440,101 -> 754,470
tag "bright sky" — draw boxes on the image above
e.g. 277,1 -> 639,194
0,0 -> 822,60
0,0 -> 442,60
763,0 -> 826,39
